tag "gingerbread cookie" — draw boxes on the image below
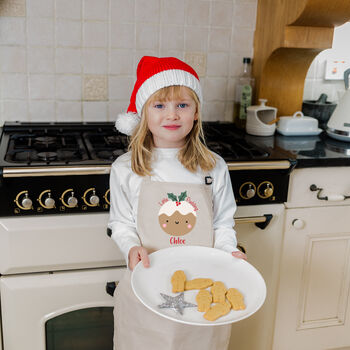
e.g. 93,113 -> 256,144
226,288 -> 246,310
171,270 -> 187,293
203,302 -> 231,321
210,281 -> 227,304
196,290 -> 212,312
185,278 -> 213,290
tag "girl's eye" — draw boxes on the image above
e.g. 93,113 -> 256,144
178,103 -> 187,108
154,104 -> 164,109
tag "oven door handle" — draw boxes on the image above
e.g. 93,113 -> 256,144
235,214 -> 273,230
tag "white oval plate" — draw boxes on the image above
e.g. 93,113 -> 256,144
131,246 -> 266,326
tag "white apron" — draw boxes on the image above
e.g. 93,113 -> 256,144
114,176 -> 232,350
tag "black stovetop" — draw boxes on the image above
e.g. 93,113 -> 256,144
0,121 -> 291,168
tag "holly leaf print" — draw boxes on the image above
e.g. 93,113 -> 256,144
178,191 -> 187,202
167,193 -> 178,201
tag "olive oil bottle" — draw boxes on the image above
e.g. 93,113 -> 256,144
234,57 -> 255,129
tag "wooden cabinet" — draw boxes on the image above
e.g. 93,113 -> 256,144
272,168 -> 350,350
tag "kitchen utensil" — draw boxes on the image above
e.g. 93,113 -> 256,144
326,69 -> 350,142
131,246 -> 266,326
246,99 -> 277,136
277,111 -> 321,136
302,93 -> 337,129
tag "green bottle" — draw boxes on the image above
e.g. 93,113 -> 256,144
234,57 -> 255,129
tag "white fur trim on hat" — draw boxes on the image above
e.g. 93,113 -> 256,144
135,69 -> 202,115
115,112 -> 141,136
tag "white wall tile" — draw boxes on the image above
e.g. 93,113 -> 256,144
185,0 -> 210,26
83,0 -> 108,21
211,1 -> 233,27
0,46 -> 26,73
185,26 -> 208,52
135,0 -> 160,22
136,23 -> 159,50
56,0 -> 82,20
110,22 -> 135,49
2,100 -> 29,122
161,25 -> 184,51
83,101 -> 108,121
29,100 -> 55,121
82,48 -> 108,74
161,0 -> 185,25
56,20 -> 82,47
233,2 -> 257,28
207,52 -> 229,77
202,101 -> 226,121
209,27 -> 231,52
29,75 -> 55,99
56,48 -> 82,74
27,0 -> 54,18
83,21 -> 108,47
1,74 -> 28,99
231,27 -> 254,53
203,77 -> 227,101
109,76 -> 134,100
27,18 -> 54,46
109,100 -> 129,120
56,75 -> 82,100
111,0 -> 135,22
0,17 -> 26,45
56,101 -> 82,121
110,49 -> 134,75
28,47 -> 54,73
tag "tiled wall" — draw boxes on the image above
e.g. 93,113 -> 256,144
303,22 -> 350,104
0,0 -> 257,125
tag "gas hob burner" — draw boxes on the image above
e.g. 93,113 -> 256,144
37,151 -> 58,161
34,136 -> 57,146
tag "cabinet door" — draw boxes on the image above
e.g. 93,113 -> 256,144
273,206 -> 350,350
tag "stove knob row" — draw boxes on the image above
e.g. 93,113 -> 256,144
14,189 -> 111,211
239,181 -> 274,200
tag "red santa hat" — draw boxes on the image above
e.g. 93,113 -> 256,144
115,56 -> 202,135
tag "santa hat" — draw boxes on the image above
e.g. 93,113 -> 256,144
115,56 -> 202,136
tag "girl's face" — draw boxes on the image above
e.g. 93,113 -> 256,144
146,87 -> 198,148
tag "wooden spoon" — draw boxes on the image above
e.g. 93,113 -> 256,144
267,117 -> 279,125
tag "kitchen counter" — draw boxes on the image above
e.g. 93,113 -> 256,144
244,130 -> 350,168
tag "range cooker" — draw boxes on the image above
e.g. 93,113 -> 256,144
0,121 -> 295,350
0,121 -> 295,217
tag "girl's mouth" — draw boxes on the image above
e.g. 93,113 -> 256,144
163,125 -> 181,130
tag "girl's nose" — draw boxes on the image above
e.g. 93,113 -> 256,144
166,105 -> 179,119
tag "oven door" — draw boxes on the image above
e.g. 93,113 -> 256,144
0,267 -> 125,350
229,203 -> 285,350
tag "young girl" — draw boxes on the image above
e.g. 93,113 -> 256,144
109,56 -> 246,350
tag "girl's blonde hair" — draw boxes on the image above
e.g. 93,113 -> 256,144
128,85 -> 216,176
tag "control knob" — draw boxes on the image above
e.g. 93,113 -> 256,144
246,185 -> 256,199
67,192 -> 78,208
44,193 -> 55,209
21,193 -> 33,209
89,190 -> 100,206
264,184 -> 273,198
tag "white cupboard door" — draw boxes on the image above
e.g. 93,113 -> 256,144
273,206 -> 350,350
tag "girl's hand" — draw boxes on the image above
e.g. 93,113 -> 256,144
232,251 -> 247,261
128,246 -> 150,271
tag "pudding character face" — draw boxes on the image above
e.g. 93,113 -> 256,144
159,210 -> 196,236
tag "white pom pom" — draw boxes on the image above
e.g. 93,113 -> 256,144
115,112 -> 141,136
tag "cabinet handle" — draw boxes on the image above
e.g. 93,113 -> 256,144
310,184 -> 350,201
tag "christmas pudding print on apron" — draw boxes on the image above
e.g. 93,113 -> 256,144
137,177 -> 214,253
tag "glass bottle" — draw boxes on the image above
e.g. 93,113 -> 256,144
234,57 -> 255,129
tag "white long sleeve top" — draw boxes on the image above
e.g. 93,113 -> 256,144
108,148 -> 239,264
